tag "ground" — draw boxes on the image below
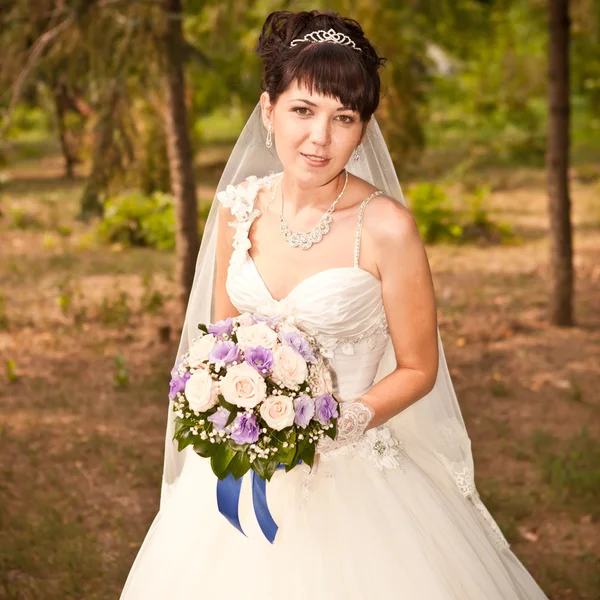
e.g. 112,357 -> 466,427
0,151 -> 598,599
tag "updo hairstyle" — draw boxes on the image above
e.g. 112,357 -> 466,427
256,10 -> 387,122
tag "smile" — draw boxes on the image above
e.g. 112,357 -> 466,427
301,153 -> 331,165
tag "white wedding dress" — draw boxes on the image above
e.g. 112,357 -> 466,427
120,173 -> 549,599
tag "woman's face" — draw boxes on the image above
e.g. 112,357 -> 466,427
260,80 -> 368,187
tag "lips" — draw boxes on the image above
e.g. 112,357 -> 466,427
301,153 -> 330,163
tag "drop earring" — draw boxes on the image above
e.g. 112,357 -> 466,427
266,123 -> 273,148
353,145 -> 360,161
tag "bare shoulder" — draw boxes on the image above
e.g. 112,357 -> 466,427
361,194 -> 421,260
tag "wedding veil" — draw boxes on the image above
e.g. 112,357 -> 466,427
160,102 -> 499,547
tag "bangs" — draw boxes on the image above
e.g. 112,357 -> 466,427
280,45 -> 379,121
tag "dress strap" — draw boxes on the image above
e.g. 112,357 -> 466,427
353,190 -> 384,268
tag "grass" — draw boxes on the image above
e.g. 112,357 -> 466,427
532,428 -> 600,520
0,137 -> 599,599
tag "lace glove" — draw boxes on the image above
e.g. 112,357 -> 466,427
316,399 -> 375,455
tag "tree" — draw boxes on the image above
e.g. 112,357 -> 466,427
547,0 -> 573,325
160,0 -> 201,313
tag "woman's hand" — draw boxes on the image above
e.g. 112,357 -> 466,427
316,399 -> 375,455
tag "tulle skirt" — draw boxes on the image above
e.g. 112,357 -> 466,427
120,442 -> 549,600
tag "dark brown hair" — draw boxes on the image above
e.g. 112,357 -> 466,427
256,10 -> 387,122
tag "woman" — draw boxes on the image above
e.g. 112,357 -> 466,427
120,10 -> 549,599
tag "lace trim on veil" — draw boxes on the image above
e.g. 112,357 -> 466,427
436,420 -> 510,550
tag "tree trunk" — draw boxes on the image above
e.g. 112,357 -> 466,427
78,84 -> 120,220
547,0 -> 573,326
52,82 -> 77,179
162,0 -> 200,315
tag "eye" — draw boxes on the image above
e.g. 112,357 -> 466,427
337,115 -> 355,124
293,107 -> 311,116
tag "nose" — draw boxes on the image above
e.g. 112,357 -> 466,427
308,116 -> 332,147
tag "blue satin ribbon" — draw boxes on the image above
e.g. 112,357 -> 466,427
216,462 -> 298,544
216,471 -> 247,539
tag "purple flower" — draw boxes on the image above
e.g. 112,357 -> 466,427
230,412 -> 260,444
314,394 -> 339,425
208,341 -> 241,366
207,317 -> 234,339
244,346 -> 274,375
279,330 -> 316,363
208,407 -> 231,432
293,394 -> 315,428
169,370 -> 191,400
170,358 -> 184,378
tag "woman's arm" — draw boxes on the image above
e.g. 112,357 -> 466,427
360,195 -> 439,428
318,197 -> 439,453
214,203 -> 241,322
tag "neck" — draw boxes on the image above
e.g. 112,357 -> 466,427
279,169 -> 346,219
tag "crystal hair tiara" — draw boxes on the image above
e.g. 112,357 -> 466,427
290,28 -> 362,52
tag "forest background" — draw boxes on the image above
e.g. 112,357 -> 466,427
0,1 -> 599,598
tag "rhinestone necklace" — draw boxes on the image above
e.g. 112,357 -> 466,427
275,169 -> 348,250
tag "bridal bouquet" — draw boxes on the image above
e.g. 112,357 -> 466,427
169,313 -> 339,482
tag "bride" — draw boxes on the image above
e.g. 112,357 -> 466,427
120,9 -> 549,599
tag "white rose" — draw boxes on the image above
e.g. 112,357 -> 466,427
185,369 -> 218,414
308,359 -> 334,395
271,345 -> 308,388
188,334 -> 217,367
236,312 -> 254,327
260,394 -> 295,431
220,362 -> 267,408
236,322 -> 279,351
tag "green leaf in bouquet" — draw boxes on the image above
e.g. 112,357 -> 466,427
227,451 -> 251,480
197,323 -> 208,334
290,434 -> 309,471
193,437 -> 219,458
228,441 -> 246,453
218,394 -> 238,413
251,457 -> 268,480
225,407 -> 239,427
301,443 -> 315,468
275,429 -> 296,466
176,431 -> 195,452
174,417 -> 194,433
263,457 -> 280,481
211,443 -> 236,480
174,419 -> 195,450
324,419 -> 337,440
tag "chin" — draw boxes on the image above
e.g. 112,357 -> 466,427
295,160 -> 344,182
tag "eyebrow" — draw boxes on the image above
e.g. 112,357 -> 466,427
289,98 -> 354,111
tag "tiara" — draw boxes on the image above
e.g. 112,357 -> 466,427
290,28 -> 362,52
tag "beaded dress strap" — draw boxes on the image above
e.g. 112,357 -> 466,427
353,190 -> 384,268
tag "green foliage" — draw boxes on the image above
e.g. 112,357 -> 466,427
8,207 -> 43,230
56,277 -> 74,316
194,105 -> 247,144
135,100 -> 171,195
460,185 -> 516,244
2,104 -> 52,139
408,183 -> 463,243
114,355 -> 129,388
100,289 -> 131,326
6,359 -> 18,383
96,191 -> 175,250
532,428 -> 600,519
55,276 -> 87,325
409,182 -> 516,245
140,273 -> 165,315
571,0 -> 600,117
0,294 -> 8,330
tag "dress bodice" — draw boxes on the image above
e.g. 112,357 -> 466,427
219,173 -> 391,403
